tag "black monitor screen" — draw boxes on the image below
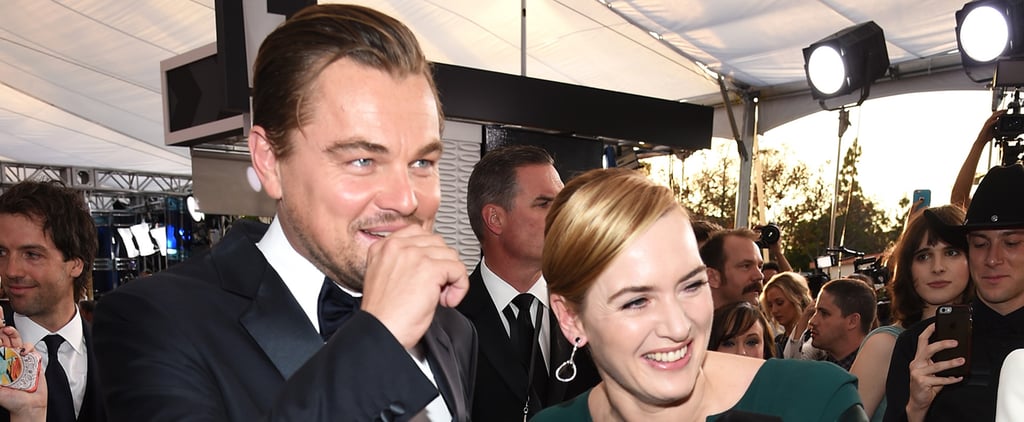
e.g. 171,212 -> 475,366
165,53 -> 241,133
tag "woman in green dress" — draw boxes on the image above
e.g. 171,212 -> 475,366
534,168 -> 867,422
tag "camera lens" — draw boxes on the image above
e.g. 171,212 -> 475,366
757,224 -> 781,247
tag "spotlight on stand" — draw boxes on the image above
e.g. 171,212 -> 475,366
957,1 -> 1024,165
955,0 -> 1024,83
802,21 -> 890,259
802,21 -> 890,110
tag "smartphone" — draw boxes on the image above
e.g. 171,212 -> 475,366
0,347 -> 40,392
932,304 -> 972,378
913,189 -> 931,208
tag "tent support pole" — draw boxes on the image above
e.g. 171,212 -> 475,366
735,94 -> 757,229
521,0 -> 527,76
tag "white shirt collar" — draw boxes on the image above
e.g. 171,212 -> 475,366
256,216 -> 339,330
14,307 -> 85,354
480,257 -> 549,310
479,258 -> 551,367
480,258 -> 549,327
258,217 -> 447,418
15,307 -> 88,416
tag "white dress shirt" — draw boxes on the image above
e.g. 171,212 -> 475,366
15,308 -> 87,417
480,257 -> 552,370
256,216 -> 450,421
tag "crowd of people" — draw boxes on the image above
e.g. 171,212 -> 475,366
0,3 -> 1020,422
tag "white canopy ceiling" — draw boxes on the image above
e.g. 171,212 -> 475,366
0,0 -> 982,176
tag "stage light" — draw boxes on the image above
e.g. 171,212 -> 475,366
802,21 -> 890,105
117,228 -> 140,258
186,196 -> 205,222
803,21 -> 890,257
807,46 -> 846,96
130,223 -> 158,257
956,0 -> 1024,83
150,226 -> 168,257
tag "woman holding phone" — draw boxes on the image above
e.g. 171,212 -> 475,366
850,205 -> 972,421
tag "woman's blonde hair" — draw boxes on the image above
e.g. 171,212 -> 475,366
759,271 -> 813,325
543,168 -> 684,309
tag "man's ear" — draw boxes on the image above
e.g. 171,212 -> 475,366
67,257 -> 84,279
706,267 -> 722,289
482,204 -> 505,236
248,125 -> 283,200
550,294 -> 588,348
846,313 -> 862,333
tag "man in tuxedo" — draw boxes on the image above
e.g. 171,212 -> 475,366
93,4 -> 475,421
0,180 -> 106,422
460,145 -> 599,420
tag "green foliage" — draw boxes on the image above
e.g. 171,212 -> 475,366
675,143 -> 736,230
670,138 -> 900,270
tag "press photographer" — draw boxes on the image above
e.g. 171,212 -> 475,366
994,89 -> 1024,165
951,88 -> 1024,209
754,223 -> 793,278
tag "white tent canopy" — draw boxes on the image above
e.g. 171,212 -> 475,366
0,0 -> 986,175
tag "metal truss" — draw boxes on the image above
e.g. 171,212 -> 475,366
0,162 -> 191,194
0,162 -> 192,211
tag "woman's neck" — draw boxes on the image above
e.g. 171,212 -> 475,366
593,369 -> 712,422
782,320 -> 796,336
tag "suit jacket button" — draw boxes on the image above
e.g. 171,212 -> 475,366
378,403 -> 406,421
389,403 -> 406,415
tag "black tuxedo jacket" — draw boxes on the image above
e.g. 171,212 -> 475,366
0,308 -> 105,422
92,220 -> 476,422
456,265 -> 599,421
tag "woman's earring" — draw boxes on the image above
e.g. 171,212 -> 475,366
555,337 -> 581,382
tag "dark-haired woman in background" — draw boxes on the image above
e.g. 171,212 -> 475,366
709,301 -> 774,359
850,205 -> 972,421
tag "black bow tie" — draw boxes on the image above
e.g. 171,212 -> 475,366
317,278 -> 360,342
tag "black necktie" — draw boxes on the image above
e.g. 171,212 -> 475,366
43,334 -> 76,422
317,278 -> 360,341
504,294 -> 548,401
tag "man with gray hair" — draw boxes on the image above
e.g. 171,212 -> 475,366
460,145 -> 598,421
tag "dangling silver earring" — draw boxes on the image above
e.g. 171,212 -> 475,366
556,337 -> 580,382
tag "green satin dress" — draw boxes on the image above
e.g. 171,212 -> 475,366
532,359 -> 864,422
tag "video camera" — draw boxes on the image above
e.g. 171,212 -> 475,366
997,90 -> 1024,137
801,270 -> 830,300
996,89 -> 1024,166
853,256 -> 890,288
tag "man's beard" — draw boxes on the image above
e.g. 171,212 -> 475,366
287,209 -> 425,292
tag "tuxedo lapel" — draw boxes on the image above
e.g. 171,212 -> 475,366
422,316 -> 467,419
215,221 -> 323,379
78,318 -> 100,422
458,267 -> 530,402
239,272 -> 323,379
